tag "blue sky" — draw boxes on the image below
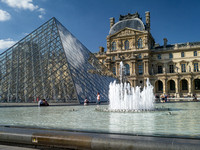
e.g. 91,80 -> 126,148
0,0 -> 200,54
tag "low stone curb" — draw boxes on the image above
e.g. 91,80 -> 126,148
0,126 -> 200,150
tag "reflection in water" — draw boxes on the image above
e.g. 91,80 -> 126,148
0,102 -> 200,138
109,112 -> 155,135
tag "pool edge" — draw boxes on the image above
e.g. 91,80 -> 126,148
0,126 -> 199,150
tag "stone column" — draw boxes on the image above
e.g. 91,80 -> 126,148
107,39 -> 110,52
191,78 -> 194,96
130,62 -> 133,76
144,60 -> 149,75
143,61 -> 146,75
175,78 -> 180,98
188,77 -> 192,96
116,62 -> 119,77
176,62 -> 180,73
110,17 -> 115,28
145,11 -> 150,32
163,79 -> 167,94
106,63 -> 111,70
163,63 -> 167,74
133,79 -> 137,87
131,60 -> 136,75
131,80 -> 135,87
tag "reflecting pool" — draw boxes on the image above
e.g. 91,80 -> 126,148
0,102 -> 200,138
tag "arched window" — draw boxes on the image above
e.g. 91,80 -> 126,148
194,79 -> 200,90
158,80 -> 163,92
124,40 -> 129,50
111,42 -> 116,51
124,64 -> 130,75
169,80 -> 175,91
169,53 -> 173,59
112,67 -> 116,75
181,79 -> 188,90
138,38 -> 143,48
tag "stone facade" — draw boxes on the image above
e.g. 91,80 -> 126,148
95,11 -> 200,98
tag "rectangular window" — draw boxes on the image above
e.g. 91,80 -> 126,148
181,52 -> 185,57
138,64 -> 143,75
157,54 -> 161,59
194,51 -> 197,56
169,65 -> 174,73
138,53 -> 142,59
158,66 -> 163,74
194,63 -> 199,72
112,56 -> 115,61
181,64 -> 186,72
112,67 -> 116,75
169,53 -> 173,59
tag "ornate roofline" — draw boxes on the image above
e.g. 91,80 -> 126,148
119,12 -> 142,21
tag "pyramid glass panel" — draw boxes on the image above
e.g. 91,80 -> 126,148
0,18 -> 115,103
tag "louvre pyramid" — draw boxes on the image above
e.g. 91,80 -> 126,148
0,17 -> 115,103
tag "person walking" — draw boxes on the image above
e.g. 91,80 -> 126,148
97,92 -> 100,105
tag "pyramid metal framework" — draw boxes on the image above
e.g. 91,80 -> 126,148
0,17 -> 115,103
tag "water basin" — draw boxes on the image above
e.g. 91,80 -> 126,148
0,102 -> 200,138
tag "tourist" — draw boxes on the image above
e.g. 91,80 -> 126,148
155,94 -> 160,102
38,99 -> 43,106
44,99 -> 49,106
84,97 -> 89,105
39,99 -> 49,106
161,95 -> 165,102
97,92 -> 100,105
193,94 -> 197,101
164,94 -> 168,102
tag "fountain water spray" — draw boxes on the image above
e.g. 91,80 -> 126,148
109,61 -> 154,111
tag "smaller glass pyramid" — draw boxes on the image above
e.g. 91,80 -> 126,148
0,17 -> 115,103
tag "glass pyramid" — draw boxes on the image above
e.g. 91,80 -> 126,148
0,17 -> 115,103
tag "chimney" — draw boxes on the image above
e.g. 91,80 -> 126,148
163,38 -> 168,48
99,46 -> 104,53
110,17 -> 115,28
145,11 -> 150,32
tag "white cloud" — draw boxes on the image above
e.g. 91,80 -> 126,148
1,0 -> 46,19
1,0 -> 38,11
38,7 -> 45,19
38,14 -> 43,19
38,8 -> 45,14
0,38 -> 17,50
0,9 -> 11,21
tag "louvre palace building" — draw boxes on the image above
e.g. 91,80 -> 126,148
95,11 -> 200,98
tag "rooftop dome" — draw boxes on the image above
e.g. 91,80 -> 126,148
109,18 -> 145,35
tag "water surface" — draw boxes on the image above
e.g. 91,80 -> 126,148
0,102 -> 200,138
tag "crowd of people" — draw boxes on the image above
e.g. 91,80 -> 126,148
155,94 -> 198,102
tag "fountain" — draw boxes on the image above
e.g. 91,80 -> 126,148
109,61 -> 154,112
